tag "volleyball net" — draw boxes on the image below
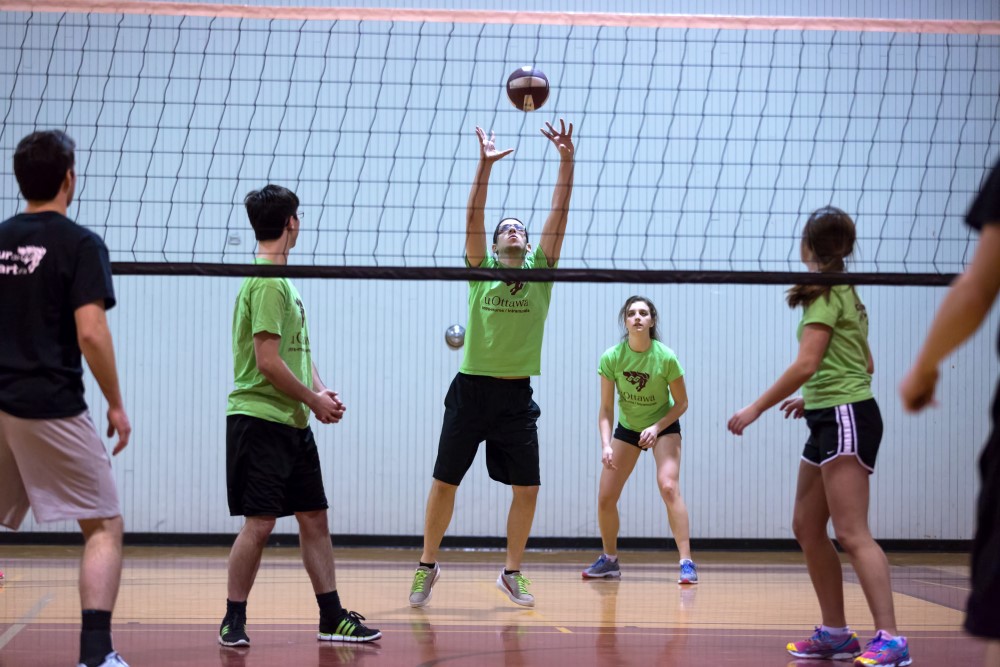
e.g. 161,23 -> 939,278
2,2 -> 999,282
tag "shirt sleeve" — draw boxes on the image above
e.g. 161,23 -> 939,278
248,280 -> 287,337
664,353 -> 685,384
70,232 -> 116,310
598,347 -> 615,379
800,292 -> 840,329
967,157 -> 1000,231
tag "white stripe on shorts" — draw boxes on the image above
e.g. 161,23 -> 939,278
836,404 -> 856,455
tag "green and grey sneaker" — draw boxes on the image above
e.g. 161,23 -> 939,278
408,563 -> 440,608
218,613 -> 249,647
318,610 -> 382,643
496,569 -> 534,607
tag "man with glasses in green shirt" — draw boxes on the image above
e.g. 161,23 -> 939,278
408,120 -> 575,608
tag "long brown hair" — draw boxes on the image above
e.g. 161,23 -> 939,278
787,206 -> 856,308
619,295 -> 660,341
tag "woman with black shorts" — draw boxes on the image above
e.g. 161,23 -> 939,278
728,207 -> 911,667
583,295 -> 698,585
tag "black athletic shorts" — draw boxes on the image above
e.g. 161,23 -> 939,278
433,373 -> 541,487
226,414 -> 329,517
966,424 -> 1000,639
613,420 -> 681,450
801,398 -> 883,473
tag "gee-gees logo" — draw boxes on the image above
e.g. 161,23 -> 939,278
295,298 -> 306,327
623,371 -> 649,392
504,280 -> 525,296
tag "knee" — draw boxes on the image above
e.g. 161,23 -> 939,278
430,479 -> 458,501
597,492 -> 618,512
832,527 -> 872,555
792,516 -> 827,546
244,517 -> 276,545
79,515 -> 124,542
512,485 -> 539,503
296,510 -> 330,538
658,479 -> 679,505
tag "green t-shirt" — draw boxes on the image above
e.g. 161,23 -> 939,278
460,246 -> 555,377
798,285 -> 873,410
598,340 -> 685,431
226,259 -> 313,428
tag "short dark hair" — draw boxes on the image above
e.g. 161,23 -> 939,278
492,217 -> 528,245
244,184 -> 299,241
13,130 -> 76,202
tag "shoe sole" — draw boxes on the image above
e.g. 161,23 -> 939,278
677,579 -> 698,584
218,637 -> 250,647
409,568 -> 441,608
496,577 -> 535,607
582,570 -> 621,579
787,650 -> 860,659
317,631 -> 382,643
853,659 -> 911,667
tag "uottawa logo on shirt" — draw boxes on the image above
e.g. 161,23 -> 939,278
0,246 -> 46,275
504,279 -> 525,296
623,371 -> 649,392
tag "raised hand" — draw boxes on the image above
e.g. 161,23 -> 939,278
541,118 -> 574,161
476,126 -> 514,163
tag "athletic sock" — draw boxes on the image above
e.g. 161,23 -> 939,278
80,610 -> 113,667
418,561 -> 436,569
821,625 -> 852,637
503,569 -> 520,576
604,554 -> 618,563
225,599 -> 247,619
317,590 -> 344,621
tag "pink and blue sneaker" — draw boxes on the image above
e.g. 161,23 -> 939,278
786,626 -> 862,660
854,630 -> 912,666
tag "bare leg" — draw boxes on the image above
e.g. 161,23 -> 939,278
597,440 -> 640,555
420,479 -> 458,564
78,516 -> 124,611
505,485 -> 539,571
792,461 -> 847,628
983,640 -> 1000,666
652,434 -> 691,561
227,516 -> 275,601
296,510 -> 336,594
824,457 -> 897,634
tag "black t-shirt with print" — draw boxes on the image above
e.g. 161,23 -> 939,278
0,212 -> 116,418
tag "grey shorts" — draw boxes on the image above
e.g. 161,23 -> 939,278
0,409 -> 121,529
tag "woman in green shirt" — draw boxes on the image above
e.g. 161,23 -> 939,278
728,207 -> 910,667
583,296 -> 698,585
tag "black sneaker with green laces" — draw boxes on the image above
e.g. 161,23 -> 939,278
218,614 -> 249,647
317,610 -> 381,643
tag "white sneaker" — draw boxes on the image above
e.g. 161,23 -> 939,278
78,651 -> 129,667
496,569 -> 534,607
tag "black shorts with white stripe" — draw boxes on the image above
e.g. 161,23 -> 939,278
801,398 -> 883,473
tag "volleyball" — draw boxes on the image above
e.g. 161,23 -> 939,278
506,67 -> 549,112
445,324 -> 466,349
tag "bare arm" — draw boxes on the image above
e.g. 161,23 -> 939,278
466,127 -> 514,267
599,376 -> 617,468
637,376 -> 689,449
75,301 -> 131,455
254,333 -> 343,423
728,324 -> 831,435
901,223 -> 1000,411
538,119 -> 575,267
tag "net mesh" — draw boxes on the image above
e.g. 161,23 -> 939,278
1,10 -> 999,275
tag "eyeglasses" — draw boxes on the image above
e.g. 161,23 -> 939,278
497,222 -> 525,234
296,210 -> 305,220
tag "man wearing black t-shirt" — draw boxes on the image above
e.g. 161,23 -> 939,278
0,130 -> 132,667
902,156 -> 1000,665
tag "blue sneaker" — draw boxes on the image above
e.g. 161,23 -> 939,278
678,559 -> 698,584
854,631 -> 912,666
582,554 -> 621,579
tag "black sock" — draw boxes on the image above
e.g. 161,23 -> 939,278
80,610 -> 113,667
226,599 -> 247,619
419,561 -> 436,569
316,590 -> 344,621
503,569 -> 520,576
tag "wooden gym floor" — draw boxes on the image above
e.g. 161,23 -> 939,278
0,546 -> 987,666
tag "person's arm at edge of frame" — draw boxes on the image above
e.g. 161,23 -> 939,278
900,223 -> 1000,411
